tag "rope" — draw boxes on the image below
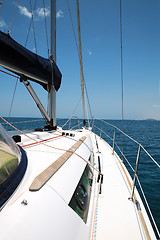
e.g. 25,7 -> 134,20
120,0 -> 124,161
29,0 -> 37,53
0,116 -> 100,174
8,0 -> 19,35
0,69 -> 20,79
43,0 -> 50,58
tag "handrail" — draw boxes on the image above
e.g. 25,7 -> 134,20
130,143 -> 141,200
95,118 -> 160,168
92,118 -> 160,238
141,145 -> 160,168
61,116 -> 82,130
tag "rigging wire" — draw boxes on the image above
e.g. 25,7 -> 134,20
7,78 -> 18,129
29,0 -> 37,53
0,69 -> 48,126
43,0 -> 50,58
25,0 -> 37,47
7,0 -> 19,123
62,96 -> 82,128
43,0 -> 50,114
84,80 -> 93,123
8,0 -> 19,35
26,0 -> 48,124
66,0 -> 79,55
67,0 -> 92,122
120,0 -> 124,161
1,1 -> 48,125
76,0 -> 86,125
6,0 -> 39,123
66,0 -> 93,124
84,90 -> 91,127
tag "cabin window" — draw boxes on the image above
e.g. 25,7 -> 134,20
69,163 -> 93,223
0,124 -> 27,208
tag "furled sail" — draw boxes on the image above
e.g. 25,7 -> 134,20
0,31 -> 62,91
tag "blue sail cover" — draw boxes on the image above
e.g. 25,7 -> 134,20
0,31 -> 62,91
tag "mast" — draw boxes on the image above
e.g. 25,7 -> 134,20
48,0 -> 56,127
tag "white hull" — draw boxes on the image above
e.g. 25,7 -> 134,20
0,127 -> 157,239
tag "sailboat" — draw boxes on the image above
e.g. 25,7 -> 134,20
0,1 -> 159,239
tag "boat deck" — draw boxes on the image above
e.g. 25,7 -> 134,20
0,128 -> 157,240
91,134 -> 156,240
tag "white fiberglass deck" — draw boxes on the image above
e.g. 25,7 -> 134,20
91,134 -> 156,240
0,128 -> 156,240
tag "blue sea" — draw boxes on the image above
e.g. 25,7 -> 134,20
0,117 -> 160,236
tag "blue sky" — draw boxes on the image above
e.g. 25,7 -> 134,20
0,0 -> 160,120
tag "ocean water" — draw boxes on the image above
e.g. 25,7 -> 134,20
0,117 -> 160,236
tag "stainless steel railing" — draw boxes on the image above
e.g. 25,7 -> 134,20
66,116 -> 160,237
91,118 -> 160,238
